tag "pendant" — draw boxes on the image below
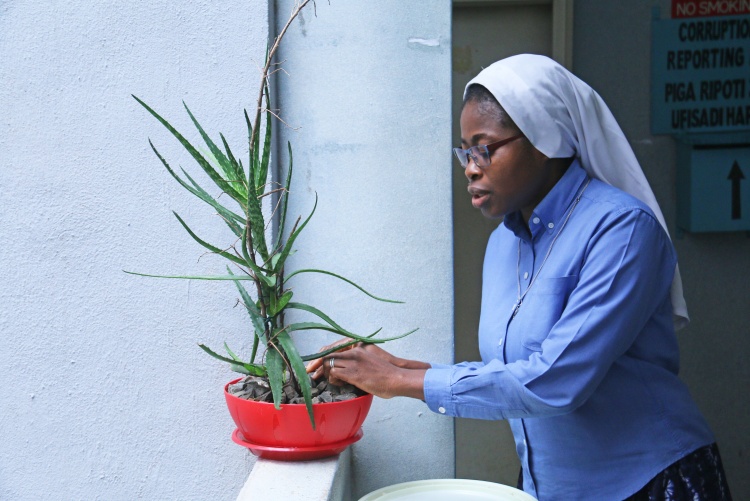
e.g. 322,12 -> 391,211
511,299 -> 522,318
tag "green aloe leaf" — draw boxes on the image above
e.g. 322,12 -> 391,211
227,268 -> 265,325
265,345 -> 285,409
282,322 -> 418,346
172,212 -> 246,266
222,342 -> 262,376
220,133 -> 246,191
147,140 -> 244,237
178,167 -> 244,236
301,339 -> 361,361
285,302 -> 352,334
228,268 -> 266,365
183,102 -> 242,193
241,113 -> 269,262
276,329 -> 315,428
132,95 -> 244,205
269,290 -> 293,317
224,342 -> 242,362
229,364 -> 252,375
249,179 -> 269,252
285,268 -> 404,303
299,329 -> 383,362
249,334 -> 261,366
300,328 -> 419,362
255,81 -> 272,191
275,141 -> 293,251
239,224 -> 275,288
198,344 -> 266,376
273,194 -> 318,273
244,109 -> 256,187
283,321 -> 357,336
247,187 -> 269,262
123,270 -> 264,282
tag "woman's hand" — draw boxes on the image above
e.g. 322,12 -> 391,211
321,344 -> 427,400
306,339 -> 403,379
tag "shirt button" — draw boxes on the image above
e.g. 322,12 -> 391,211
498,340 -> 503,346
438,406 -> 446,414
523,272 -> 529,280
532,217 -> 540,224
547,222 -> 554,229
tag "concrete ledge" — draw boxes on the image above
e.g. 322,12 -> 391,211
236,448 -> 352,501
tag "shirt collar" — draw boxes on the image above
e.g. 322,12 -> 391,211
504,159 -> 588,240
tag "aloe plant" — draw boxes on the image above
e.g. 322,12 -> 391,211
125,0 -> 415,428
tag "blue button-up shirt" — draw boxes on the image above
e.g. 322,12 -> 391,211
424,162 -> 714,500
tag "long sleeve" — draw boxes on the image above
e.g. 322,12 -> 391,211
423,208 -> 676,420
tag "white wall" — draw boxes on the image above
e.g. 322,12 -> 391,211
274,1 -> 455,498
1,2 -> 269,499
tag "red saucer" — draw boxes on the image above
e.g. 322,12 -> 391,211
231,428 -> 364,461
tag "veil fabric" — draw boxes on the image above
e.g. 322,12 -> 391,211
466,54 -> 689,330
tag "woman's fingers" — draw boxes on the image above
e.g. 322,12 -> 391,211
305,357 -> 324,375
323,353 -> 348,388
305,338 -> 359,374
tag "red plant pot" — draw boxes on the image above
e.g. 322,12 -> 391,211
224,378 -> 373,460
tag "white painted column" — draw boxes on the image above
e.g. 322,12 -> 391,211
273,1 -> 455,498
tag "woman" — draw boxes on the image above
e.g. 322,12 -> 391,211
307,54 -> 731,500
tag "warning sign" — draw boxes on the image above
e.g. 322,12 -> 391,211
651,14 -> 750,134
672,0 -> 750,19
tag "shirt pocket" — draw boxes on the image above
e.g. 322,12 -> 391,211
520,274 -> 579,351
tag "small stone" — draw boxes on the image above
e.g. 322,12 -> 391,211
282,384 -> 296,401
257,390 -> 272,402
233,389 -> 254,400
339,384 -> 356,394
318,391 -> 333,403
334,393 -> 356,402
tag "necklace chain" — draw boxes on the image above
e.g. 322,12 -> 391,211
511,178 -> 591,319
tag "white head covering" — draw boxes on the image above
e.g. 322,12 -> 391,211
466,54 -> 689,330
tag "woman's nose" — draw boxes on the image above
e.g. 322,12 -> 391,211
464,158 -> 482,181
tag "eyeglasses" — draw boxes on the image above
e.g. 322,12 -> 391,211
453,134 -> 523,169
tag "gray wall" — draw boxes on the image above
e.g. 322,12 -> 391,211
274,1 -> 455,498
0,2 -> 269,499
574,1 -> 750,497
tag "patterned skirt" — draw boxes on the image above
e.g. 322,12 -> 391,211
517,443 -> 732,500
625,443 -> 732,501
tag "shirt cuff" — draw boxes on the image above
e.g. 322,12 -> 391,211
423,367 -> 455,416
429,362 -> 453,370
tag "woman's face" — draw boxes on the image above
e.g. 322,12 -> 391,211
460,99 -> 558,221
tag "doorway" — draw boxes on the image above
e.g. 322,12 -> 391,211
451,1 -> 554,486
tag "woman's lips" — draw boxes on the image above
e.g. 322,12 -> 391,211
468,187 -> 490,208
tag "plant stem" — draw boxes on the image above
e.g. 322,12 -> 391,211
249,0 -> 313,157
